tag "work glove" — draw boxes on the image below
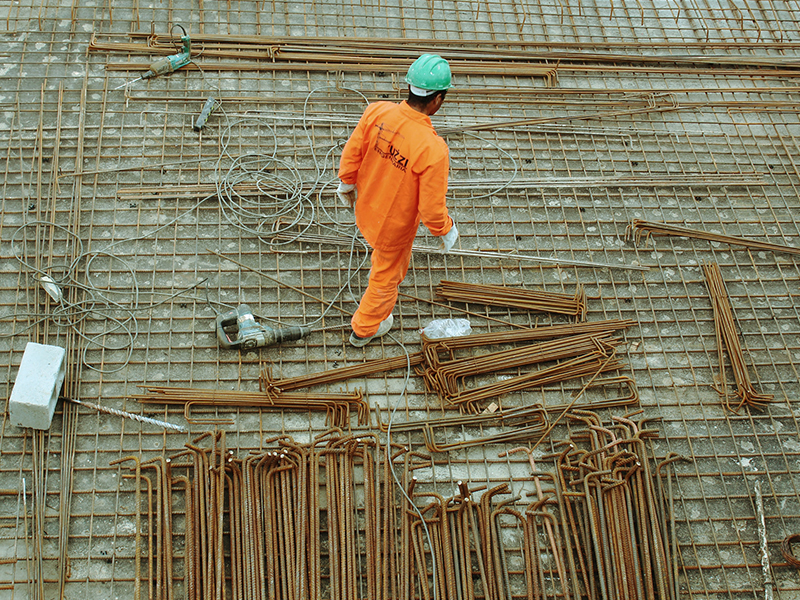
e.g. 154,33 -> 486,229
336,181 -> 357,207
439,221 -> 459,253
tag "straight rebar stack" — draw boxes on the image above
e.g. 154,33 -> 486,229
702,262 -> 774,412
435,281 -> 588,321
90,33 -> 800,80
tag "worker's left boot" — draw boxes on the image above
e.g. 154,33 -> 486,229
349,315 -> 393,348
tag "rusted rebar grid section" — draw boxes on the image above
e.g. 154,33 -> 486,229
265,230 -> 643,272
627,219 -> 800,256
16,84 -> 87,600
702,262 -> 774,412
435,280 -> 588,320
445,173 -> 767,189
134,386 -> 369,427
372,375 -> 639,439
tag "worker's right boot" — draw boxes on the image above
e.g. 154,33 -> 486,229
349,315 -> 393,348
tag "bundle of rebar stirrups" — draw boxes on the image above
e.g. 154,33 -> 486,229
418,318 -> 635,414
112,412 -> 683,600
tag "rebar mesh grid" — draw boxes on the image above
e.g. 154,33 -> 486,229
2,0 -> 800,598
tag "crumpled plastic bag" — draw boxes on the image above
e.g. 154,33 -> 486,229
421,318 -> 472,339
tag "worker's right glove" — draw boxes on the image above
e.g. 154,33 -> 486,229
337,181 -> 357,207
439,221 -> 459,253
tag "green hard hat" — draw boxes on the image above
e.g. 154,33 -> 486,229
405,54 -> 452,91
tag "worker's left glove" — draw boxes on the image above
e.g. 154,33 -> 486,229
337,181 -> 357,207
439,221 -> 459,253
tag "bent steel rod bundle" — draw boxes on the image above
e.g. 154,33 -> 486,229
445,347 -> 626,414
134,385 -> 369,427
417,320 -> 634,414
113,418 -> 681,600
499,410 -> 684,600
113,430 -> 426,600
403,412 -> 681,600
418,331 -> 622,402
420,318 -> 634,360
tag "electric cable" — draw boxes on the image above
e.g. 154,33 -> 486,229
443,130 -> 519,201
6,195 -> 214,372
385,331 -> 439,600
207,86 -> 375,329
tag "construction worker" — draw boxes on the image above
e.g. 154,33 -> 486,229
337,54 -> 459,347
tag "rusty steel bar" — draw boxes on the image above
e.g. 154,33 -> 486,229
262,353 -> 425,392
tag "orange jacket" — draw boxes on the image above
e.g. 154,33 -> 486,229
338,101 -> 452,251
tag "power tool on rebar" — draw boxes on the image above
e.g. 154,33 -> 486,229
115,28 -> 192,89
141,33 -> 191,80
216,304 -> 311,350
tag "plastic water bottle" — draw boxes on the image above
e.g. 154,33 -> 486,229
421,318 -> 472,339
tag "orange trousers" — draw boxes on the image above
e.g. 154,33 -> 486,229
351,244 -> 414,337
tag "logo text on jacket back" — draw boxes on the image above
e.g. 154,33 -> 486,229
373,122 -> 409,172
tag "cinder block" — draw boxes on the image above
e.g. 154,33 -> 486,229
8,342 -> 67,430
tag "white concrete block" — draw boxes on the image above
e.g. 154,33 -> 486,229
8,342 -> 67,430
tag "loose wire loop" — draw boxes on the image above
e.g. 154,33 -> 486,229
782,534 -> 800,568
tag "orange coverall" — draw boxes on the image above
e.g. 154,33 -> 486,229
339,100 -> 453,337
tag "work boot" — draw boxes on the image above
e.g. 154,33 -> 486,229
349,315 -> 393,348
